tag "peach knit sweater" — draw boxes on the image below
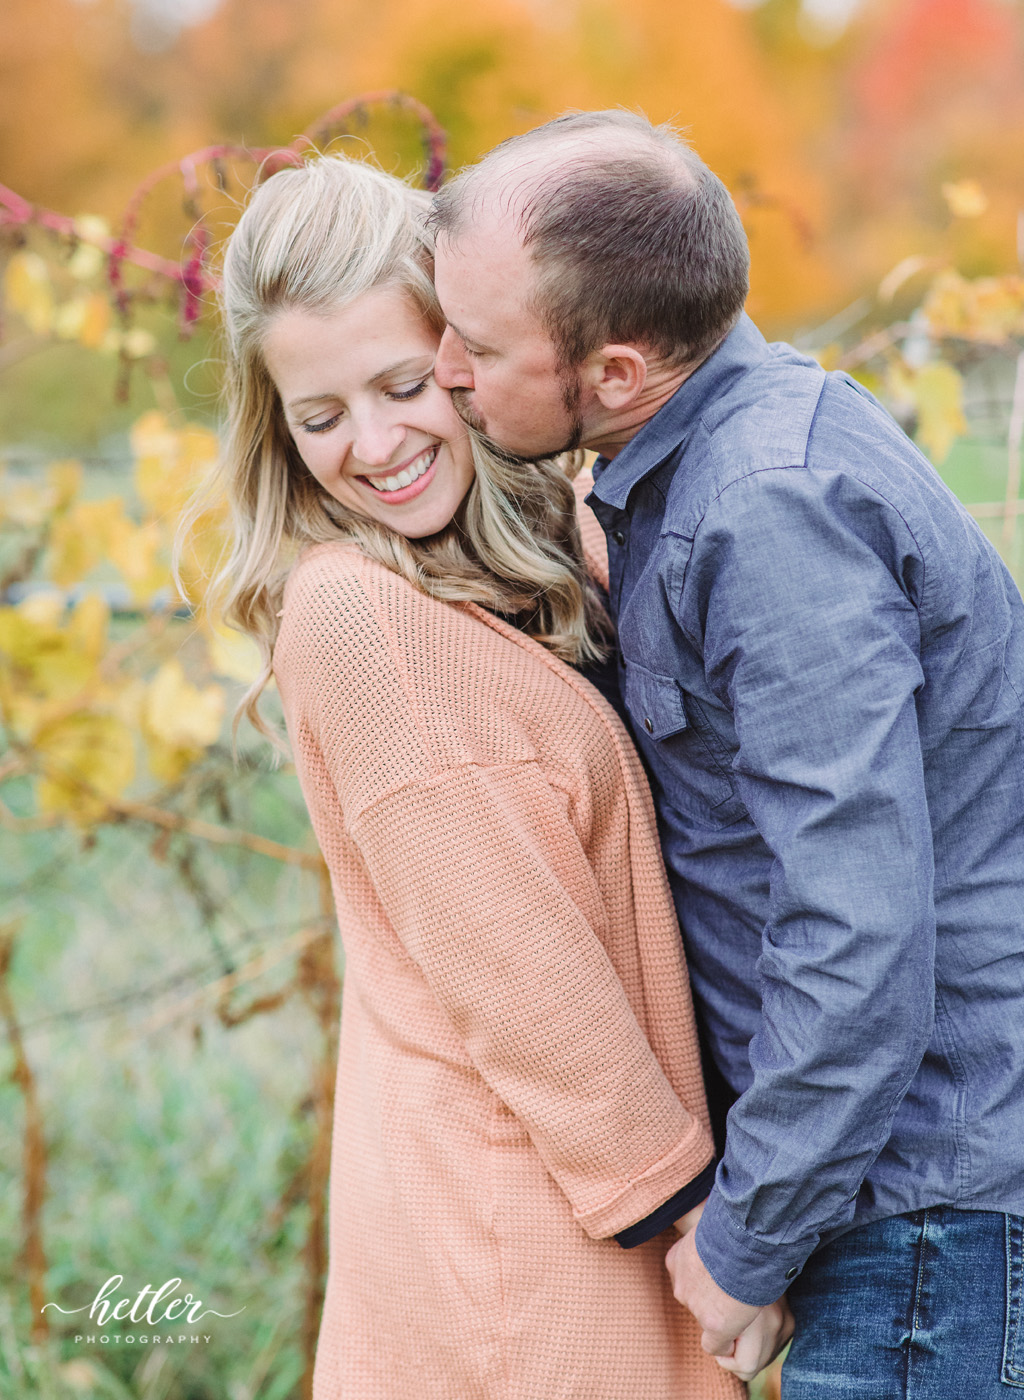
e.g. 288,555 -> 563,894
273,477 -> 743,1400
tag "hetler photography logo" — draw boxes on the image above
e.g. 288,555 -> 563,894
41,1274 -> 245,1347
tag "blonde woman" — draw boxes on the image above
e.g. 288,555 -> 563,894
207,153 -> 773,1398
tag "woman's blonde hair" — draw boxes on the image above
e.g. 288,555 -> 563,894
190,153 -> 609,745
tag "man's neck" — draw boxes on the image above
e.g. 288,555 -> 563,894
584,359 -> 694,460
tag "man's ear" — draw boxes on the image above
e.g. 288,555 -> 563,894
584,344 -> 649,410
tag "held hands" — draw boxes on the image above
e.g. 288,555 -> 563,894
665,1202 -> 794,1384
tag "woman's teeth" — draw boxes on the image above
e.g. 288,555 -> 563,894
366,447 -> 437,493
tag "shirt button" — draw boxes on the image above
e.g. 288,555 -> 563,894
785,1266 -> 799,1281
643,717 -> 653,734
612,530 -> 626,546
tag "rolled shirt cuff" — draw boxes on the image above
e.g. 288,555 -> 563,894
693,1185 -> 815,1306
614,1158 -> 718,1249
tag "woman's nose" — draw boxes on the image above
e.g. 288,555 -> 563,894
351,415 -> 405,468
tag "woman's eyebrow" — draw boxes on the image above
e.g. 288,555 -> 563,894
368,356 -> 433,386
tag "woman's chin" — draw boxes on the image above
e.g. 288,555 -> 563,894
370,482 -> 473,541
386,503 -> 461,540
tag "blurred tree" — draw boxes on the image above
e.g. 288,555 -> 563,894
3,0 -> 1024,338
841,0 -> 1024,281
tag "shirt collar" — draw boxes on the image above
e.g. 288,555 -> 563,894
589,313 -> 771,510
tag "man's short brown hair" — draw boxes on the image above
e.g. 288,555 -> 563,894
429,110 -> 750,371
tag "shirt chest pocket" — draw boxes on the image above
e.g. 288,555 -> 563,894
623,660 -> 748,827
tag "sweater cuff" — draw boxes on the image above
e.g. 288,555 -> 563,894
614,1159 -> 718,1249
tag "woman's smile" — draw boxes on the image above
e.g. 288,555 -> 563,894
361,443 -> 438,499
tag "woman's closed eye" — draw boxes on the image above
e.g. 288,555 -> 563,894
302,413 -> 343,435
387,378 -> 430,401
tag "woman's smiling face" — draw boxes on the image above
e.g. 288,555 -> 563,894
263,284 -> 476,539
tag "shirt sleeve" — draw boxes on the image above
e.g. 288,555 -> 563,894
614,1157 -> 717,1248
348,760 -> 714,1238
678,466 -> 936,1305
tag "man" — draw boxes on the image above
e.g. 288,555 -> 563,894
428,109 -> 1024,1397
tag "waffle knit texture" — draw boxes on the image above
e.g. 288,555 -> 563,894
273,473 -> 742,1399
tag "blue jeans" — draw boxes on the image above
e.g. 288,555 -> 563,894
782,1208 -> 1024,1398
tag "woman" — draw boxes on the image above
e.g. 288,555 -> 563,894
209,152 -> 757,1398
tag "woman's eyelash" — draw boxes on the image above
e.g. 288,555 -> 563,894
389,380 -> 429,401
302,414 -> 342,435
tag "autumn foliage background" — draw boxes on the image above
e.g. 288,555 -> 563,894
2,1 -> 1024,1398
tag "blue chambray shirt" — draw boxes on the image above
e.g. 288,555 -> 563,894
586,313 -> 1024,1307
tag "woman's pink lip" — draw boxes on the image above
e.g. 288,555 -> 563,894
358,449 -> 438,505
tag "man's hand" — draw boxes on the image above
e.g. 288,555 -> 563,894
665,1219 -> 794,1383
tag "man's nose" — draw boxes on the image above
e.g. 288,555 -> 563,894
434,326 -> 474,390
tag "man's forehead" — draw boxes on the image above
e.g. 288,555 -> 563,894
436,202 -> 524,260
435,214 -> 534,302
433,234 -> 547,352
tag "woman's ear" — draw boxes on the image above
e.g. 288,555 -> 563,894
584,344 -> 649,411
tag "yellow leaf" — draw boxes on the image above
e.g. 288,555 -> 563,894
47,498 -> 129,588
133,413 -> 221,521
67,242 -> 105,282
50,291 -> 110,347
206,622 -> 263,684
66,593 -> 110,662
78,293 -> 111,349
72,214 -> 111,244
122,328 -> 156,359
143,656 -> 224,783
145,658 -> 224,749
106,516 -> 170,604
53,297 -> 88,341
942,179 -> 988,219
35,712 -> 136,826
176,508 -> 229,608
0,601 -> 92,721
4,251 -> 54,335
923,270 -> 1024,344
145,737 -> 198,785
15,591 -> 65,628
47,460 -> 83,512
912,362 -> 967,465
110,676 -> 146,728
3,480 -> 57,529
69,216 -> 110,282
848,367 -> 883,398
52,291 -> 111,348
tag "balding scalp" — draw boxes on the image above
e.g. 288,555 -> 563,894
430,110 -> 749,370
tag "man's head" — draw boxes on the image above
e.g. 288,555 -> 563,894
429,110 -> 750,460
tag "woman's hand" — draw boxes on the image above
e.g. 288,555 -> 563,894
668,1198 -> 794,1383
710,1296 -> 794,1383
673,1197 -> 707,1236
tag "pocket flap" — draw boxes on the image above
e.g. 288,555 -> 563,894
623,661 -> 689,741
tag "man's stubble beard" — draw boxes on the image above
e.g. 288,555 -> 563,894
450,367 -> 585,466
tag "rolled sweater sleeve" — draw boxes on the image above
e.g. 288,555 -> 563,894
678,467 -> 936,1304
349,760 -> 710,1238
